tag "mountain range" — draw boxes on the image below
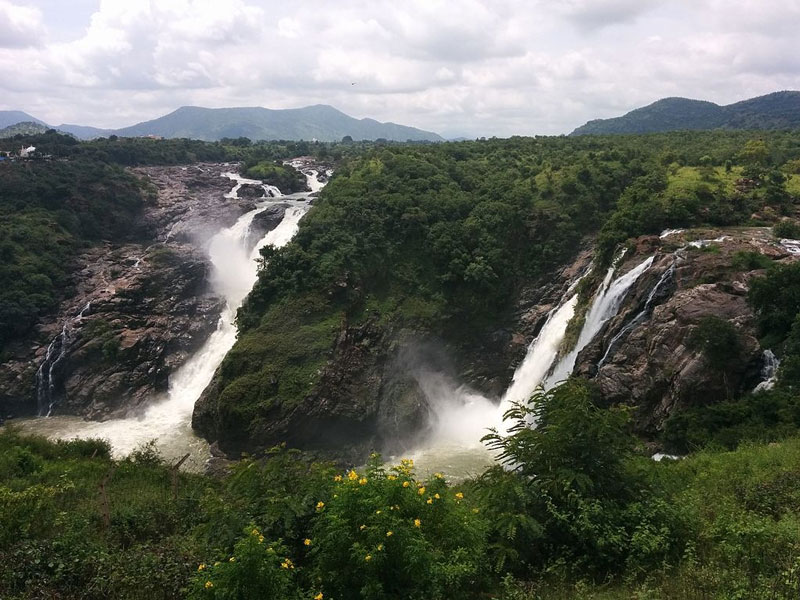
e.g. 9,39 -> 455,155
0,105 -> 443,142
571,91 -> 800,135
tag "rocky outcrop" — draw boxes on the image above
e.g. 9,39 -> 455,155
0,163 -> 254,420
573,227 -> 798,438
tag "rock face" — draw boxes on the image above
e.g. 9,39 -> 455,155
573,228 -> 797,438
0,163 -> 254,420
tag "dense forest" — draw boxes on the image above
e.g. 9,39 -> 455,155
4,129 -> 800,597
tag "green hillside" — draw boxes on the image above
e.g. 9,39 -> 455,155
571,91 -> 800,135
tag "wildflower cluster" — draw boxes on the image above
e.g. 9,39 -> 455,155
309,454 -> 487,599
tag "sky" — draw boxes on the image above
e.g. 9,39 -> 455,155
1,0 -> 799,138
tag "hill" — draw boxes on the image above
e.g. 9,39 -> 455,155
0,110 -> 45,129
0,105 -> 442,142
571,90 -> 800,135
0,121 -> 50,138
114,104 -> 443,142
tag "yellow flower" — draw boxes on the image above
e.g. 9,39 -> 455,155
359,477 -> 368,485
365,554 -> 372,562
205,581 -> 214,589
304,538 -> 312,546
375,510 -> 382,515
281,558 -> 294,570
386,531 -> 393,537
359,524 -> 367,531
414,518 -> 421,528
334,475 -> 342,482
229,557 -> 236,563
214,562 -> 220,567
197,564 -> 205,571
387,475 -> 397,481
258,535 -> 264,543
315,593 -> 324,600
348,470 -> 358,481
418,486 -> 426,495
316,501 -> 325,510
472,508 -> 480,514
455,492 -> 464,500
426,498 -> 433,505
377,543 -> 384,551
434,493 -> 440,499
333,494 -> 338,498
251,528 -> 260,536
402,481 -> 410,488
434,472 -> 444,479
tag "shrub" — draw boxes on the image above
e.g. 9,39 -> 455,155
310,456 -> 487,600
774,220 -> 800,239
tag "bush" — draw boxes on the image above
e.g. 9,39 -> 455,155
774,220 -> 800,239
310,456 -> 487,600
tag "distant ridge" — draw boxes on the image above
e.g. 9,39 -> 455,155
0,105 -> 443,142
570,91 -> 800,135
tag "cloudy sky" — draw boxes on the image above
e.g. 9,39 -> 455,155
1,0 -> 799,137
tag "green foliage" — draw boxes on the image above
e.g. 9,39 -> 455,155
480,380 -> 682,578
243,161 -> 307,193
310,456 -> 486,600
774,219 -> 800,239
189,533 -> 301,600
749,261 -> 800,346
731,250 -> 773,271
687,316 -> 741,373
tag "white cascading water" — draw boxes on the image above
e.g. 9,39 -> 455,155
409,252 -> 655,476
754,349 -> 780,393
15,170 -> 317,468
542,254 -> 654,389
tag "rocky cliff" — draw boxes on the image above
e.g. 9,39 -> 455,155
0,164 -> 254,420
572,227 -> 799,441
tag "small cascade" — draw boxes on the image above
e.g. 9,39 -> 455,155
543,254 -> 654,389
689,236 -> 729,248
779,238 -> 800,255
36,301 -> 92,416
660,229 -> 684,239
598,260 -> 676,367
754,349 -> 781,393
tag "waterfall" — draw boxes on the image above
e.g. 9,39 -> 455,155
754,349 -> 780,393
35,301 -> 92,416
542,254 -> 654,389
21,169 -> 320,464
598,260 -> 676,367
498,294 -> 580,418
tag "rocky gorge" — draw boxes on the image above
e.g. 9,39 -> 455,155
0,163 -> 268,421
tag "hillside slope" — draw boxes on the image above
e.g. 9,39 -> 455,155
115,105 -> 443,142
571,91 -> 800,135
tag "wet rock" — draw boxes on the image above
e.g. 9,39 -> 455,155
238,183 -> 266,199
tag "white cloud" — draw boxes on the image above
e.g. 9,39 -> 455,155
0,0 -> 45,48
0,0 -> 798,135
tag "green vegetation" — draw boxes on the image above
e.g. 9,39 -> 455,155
243,161 -> 308,192
0,159 -> 146,353
6,379 -> 800,598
